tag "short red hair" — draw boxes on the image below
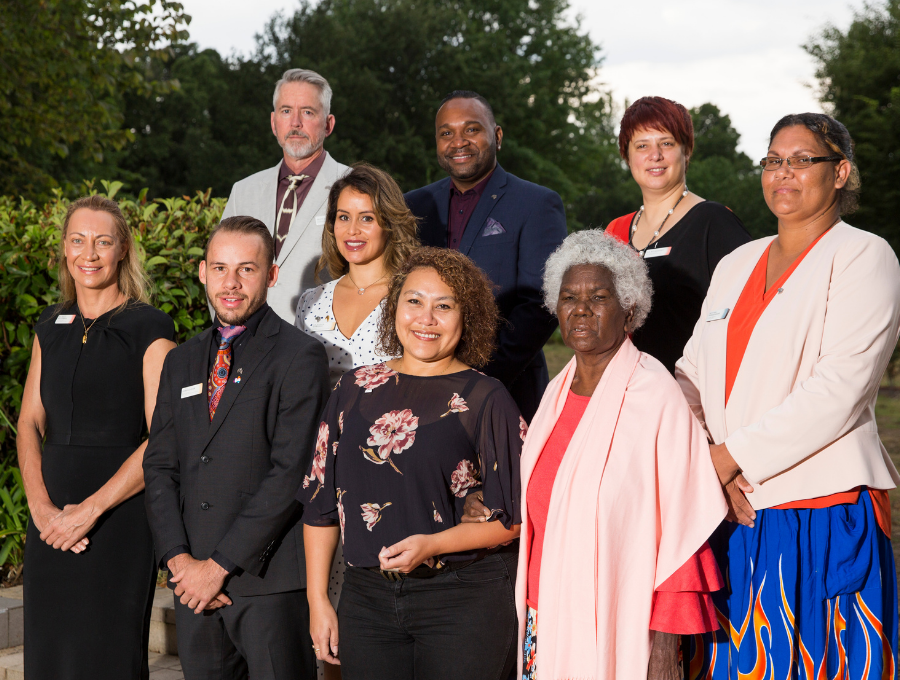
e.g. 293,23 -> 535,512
618,96 -> 694,164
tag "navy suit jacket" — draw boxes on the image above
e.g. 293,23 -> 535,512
405,164 -> 567,421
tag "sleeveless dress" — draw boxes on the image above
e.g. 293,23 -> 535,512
25,301 -> 175,680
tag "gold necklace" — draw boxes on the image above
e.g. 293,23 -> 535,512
346,271 -> 388,296
79,300 -> 118,344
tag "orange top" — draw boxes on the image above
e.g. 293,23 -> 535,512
724,232 -> 890,533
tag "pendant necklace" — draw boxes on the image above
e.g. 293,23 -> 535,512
79,300 -> 118,344
631,186 -> 689,256
346,272 -> 388,296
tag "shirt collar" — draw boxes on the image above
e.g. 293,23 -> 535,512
278,149 -> 328,183
215,302 -> 270,337
449,167 -> 495,197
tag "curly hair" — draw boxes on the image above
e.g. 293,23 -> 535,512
768,112 -> 861,215
542,229 -> 653,331
316,163 -> 420,282
377,247 -> 498,368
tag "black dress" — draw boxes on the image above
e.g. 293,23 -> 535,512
25,301 -> 175,680
630,201 -> 751,372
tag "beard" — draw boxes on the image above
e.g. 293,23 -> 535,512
436,141 -> 497,182
281,130 -> 323,161
207,287 -> 267,327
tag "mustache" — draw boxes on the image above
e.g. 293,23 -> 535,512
286,131 -> 310,140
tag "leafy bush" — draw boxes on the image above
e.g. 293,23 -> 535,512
0,181 -> 224,566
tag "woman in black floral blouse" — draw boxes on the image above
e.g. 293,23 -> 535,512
300,247 -> 524,680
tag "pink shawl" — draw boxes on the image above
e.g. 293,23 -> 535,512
515,338 -> 727,680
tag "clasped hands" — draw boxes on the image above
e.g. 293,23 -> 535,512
35,500 -> 97,554
167,553 -> 232,614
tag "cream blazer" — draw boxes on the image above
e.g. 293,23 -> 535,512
675,222 -> 900,509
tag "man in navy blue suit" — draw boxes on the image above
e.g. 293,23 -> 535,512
405,91 -> 567,422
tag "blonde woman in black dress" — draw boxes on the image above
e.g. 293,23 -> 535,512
17,196 -> 176,679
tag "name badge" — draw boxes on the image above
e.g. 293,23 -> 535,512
315,215 -> 326,226
56,314 -> 76,324
181,383 -> 203,398
706,308 -> 730,322
643,247 -> 671,259
308,320 -> 337,332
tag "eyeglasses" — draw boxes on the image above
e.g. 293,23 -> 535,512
759,155 -> 843,171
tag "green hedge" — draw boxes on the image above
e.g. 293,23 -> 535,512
0,181 -> 224,569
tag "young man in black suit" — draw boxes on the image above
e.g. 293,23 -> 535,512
144,216 -> 329,679
404,91 -> 568,422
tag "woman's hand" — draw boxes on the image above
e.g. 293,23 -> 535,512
379,534 -> 438,572
39,500 -> 102,552
709,443 -> 756,528
309,595 -> 340,665
647,632 -> 682,680
29,500 -> 61,535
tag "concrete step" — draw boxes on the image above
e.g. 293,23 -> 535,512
0,649 -> 182,679
150,586 -> 178,656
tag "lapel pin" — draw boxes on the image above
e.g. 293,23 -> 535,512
491,194 -> 497,199
777,288 -> 784,294
234,376 -> 242,384
237,368 -> 243,374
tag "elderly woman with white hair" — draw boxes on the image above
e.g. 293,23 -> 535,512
508,230 -> 728,680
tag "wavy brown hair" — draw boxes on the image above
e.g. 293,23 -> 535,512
316,163 -> 419,281
377,247 -> 498,368
58,195 -> 150,307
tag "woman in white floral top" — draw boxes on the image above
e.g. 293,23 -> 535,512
300,247 -> 524,679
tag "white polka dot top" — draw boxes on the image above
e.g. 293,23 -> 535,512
295,278 -> 395,388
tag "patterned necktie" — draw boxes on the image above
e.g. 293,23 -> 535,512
276,174 -> 310,252
208,325 -> 247,421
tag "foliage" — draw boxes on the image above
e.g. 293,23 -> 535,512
0,0 -> 190,200
806,0 -> 900,249
688,104 -> 774,239
0,182 -> 224,465
0,467 -> 28,571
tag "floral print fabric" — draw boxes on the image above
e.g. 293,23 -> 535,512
299,362 -> 524,568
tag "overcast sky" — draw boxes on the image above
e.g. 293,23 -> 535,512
177,0 -> 864,156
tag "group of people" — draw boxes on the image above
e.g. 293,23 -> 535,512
15,65 -> 900,680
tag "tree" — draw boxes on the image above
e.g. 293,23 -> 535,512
688,103 -> 772,238
806,0 -> 900,249
0,0 -> 189,199
254,0 -> 612,223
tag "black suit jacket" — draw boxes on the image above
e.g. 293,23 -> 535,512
144,307 -> 329,596
405,164 -> 567,421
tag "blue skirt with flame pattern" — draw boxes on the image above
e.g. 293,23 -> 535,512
688,490 -> 897,680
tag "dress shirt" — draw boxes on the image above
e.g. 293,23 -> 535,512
274,151 -> 327,259
161,302 -> 271,575
447,169 -> 494,249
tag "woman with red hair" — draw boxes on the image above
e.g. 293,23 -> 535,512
607,97 -> 750,372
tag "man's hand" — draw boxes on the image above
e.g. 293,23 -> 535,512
378,535 -> 437,573
461,491 -> 491,523
169,556 -> 233,614
724,474 -> 756,528
39,501 -> 100,552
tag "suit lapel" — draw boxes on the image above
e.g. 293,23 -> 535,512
277,152 -> 337,267
460,165 -> 508,256
200,309 -> 280,453
260,162 -> 282,232
187,328 -> 216,449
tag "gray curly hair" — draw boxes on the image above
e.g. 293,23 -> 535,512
542,229 -> 653,331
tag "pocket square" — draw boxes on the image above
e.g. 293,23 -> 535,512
482,218 -> 506,236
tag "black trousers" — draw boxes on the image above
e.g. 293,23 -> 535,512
173,589 -> 316,680
338,552 -> 518,680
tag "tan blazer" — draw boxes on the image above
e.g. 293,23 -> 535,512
675,222 -> 900,509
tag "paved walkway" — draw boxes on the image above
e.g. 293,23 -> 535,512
0,648 -> 184,679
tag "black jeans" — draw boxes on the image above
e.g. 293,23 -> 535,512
338,552 -> 518,680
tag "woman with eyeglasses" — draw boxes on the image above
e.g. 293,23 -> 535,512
676,112 -> 900,679
606,96 -> 751,373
